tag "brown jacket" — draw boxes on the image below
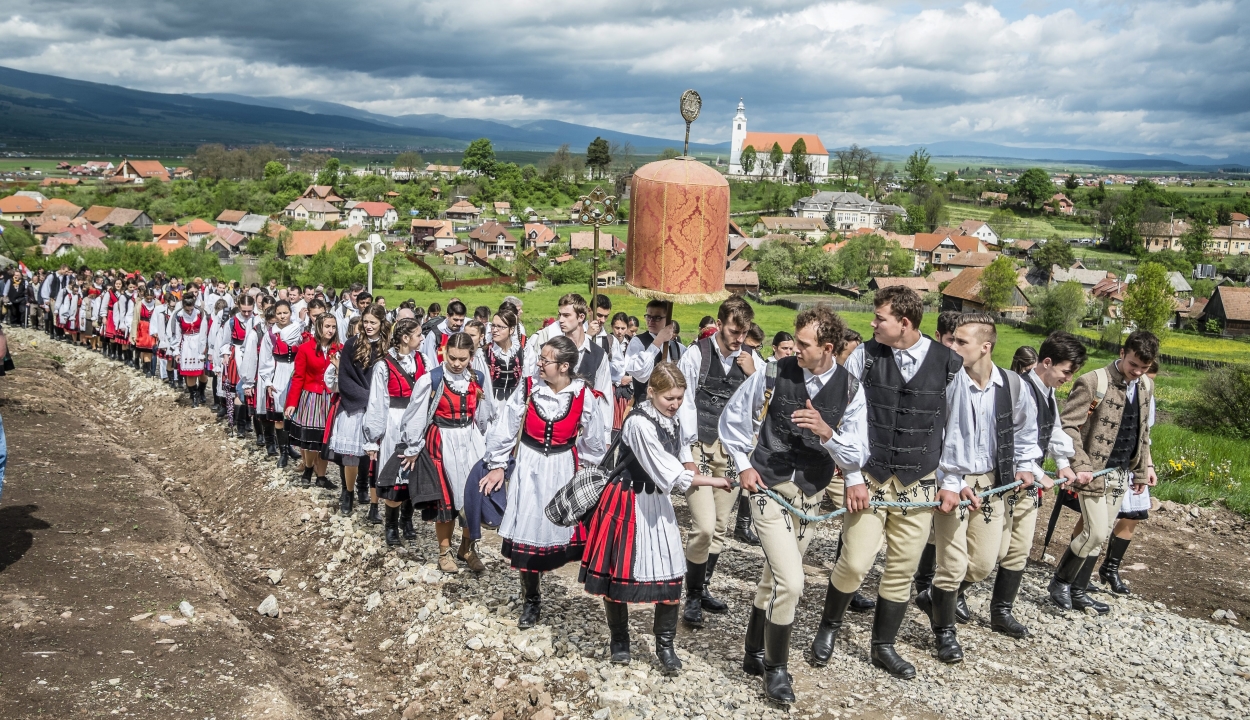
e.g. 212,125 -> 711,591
1059,361 -> 1153,492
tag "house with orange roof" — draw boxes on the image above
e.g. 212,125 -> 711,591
205,227 -> 248,258
411,219 -> 458,250
346,202 -> 397,231
152,225 -> 190,253
301,185 -> 344,206
180,218 -> 217,245
111,159 -> 171,183
727,99 -> 829,179
0,194 -> 45,222
278,226 -> 363,258
216,209 -> 248,228
44,226 -> 108,256
522,223 -> 557,253
913,231 -> 987,270
940,265 -> 1031,319
40,177 -> 81,187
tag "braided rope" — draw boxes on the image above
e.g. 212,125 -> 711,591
759,467 -> 1119,524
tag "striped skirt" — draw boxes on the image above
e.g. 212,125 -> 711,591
579,477 -> 685,604
289,390 -> 332,452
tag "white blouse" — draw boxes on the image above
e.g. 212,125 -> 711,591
482,377 -> 606,469
621,402 -> 694,495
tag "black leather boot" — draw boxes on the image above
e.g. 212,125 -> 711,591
1071,556 -> 1110,614
653,602 -> 682,675
339,477 -> 354,516
366,502 -> 381,525
518,572 -> 542,629
742,606 -> 766,676
929,587 -> 964,664
315,474 -> 335,490
356,470 -> 370,505
188,383 -> 200,408
264,424 -> 278,457
809,584 -> 855,667
1048,548 -> 1084,610
384,503 -> 402,546
399,502 -> 417,540
275,428 -> 289,468
990,568 -> 1030,638
849,591 -> 876,613
237,409 -> 252,438
254,417 -> 266,447
762,621 -> 795,705
604,600 -> 630,664
701,553 -> 728,614
681,560 -> 706,628
870,599 -> 916,679
733,496 -> 760,546
299,465 -> 314,487
913,542 -> 937,596
956,580 -> 973,624
914,587 -> 933,620
1099,536 -> 1132,595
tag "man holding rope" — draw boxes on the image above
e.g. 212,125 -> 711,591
720,304 -> 868,705
1049,330 -> 1158,614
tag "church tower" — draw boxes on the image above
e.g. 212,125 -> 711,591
729,99 -> 747,174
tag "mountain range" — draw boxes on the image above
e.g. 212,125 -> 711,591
0,65 -> 1244,169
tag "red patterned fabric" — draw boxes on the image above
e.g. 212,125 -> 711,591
522,380 -> 586,452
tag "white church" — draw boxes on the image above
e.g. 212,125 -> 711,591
727,99 -> 829,181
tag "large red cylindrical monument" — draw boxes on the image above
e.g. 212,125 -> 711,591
625,157 -> 730,303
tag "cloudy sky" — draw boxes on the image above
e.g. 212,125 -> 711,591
0,1 -> 1246,156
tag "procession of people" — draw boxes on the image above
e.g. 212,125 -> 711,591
9,266 -> 1162,705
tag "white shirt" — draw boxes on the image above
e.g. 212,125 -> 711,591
937,366 -> 1041,491
842,334 -> 932,384
1115,360 -> 1140,404
419,318 -> 458,368
1026,369 -> 1077,473
623,333 -> 680,386
675,333 -> 760,448
623,403 -> 695,494
718,361 -> 870,487
482,377 -> 607,468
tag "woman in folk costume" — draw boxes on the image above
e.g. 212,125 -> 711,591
56,278 -> 81,345
220,294 -> 257,439
131,289 -> 159,376
257,300 -> 306,469
170,294 -> 210,407
362,318 -> 428,545
204,298 -> 231,417
324,305 -> 389,520
397,330 -> 492,570
285,312 -> 340,488
155,294 -> 180,386
581,362 -> 731,673
484,307 -> 524,404
102,277 -> 125,359
241,304 -> 278,456
480,335 -> 607,629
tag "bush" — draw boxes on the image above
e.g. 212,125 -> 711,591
1035,280 -> 1087,333
1177,365 -> 1250,439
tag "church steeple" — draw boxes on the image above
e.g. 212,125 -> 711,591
730,98 -> 748,172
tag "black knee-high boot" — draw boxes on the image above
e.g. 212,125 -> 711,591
1098,536 -> 1132,595
264,421 -> 278,456
518,572 -> 542,629
187,382 -> 200,408
275,427 -> 290,468
384,504 -> 401,546
604,600 -> 630,664
653,602 -> 682,675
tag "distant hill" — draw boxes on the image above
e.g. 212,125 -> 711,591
865,141 -> 1250,169
192,93 -> 721,153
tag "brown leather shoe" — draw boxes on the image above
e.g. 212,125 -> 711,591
458,538 -> 486,572
438,548 -> 459,573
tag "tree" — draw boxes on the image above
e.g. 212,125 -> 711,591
316,158 -> 341,188
1065,174 -> 1079,191
1122,262 -> 1173,335
1192,278 -> 1215,299
1177,365 -> 1250,439
769,142 -> 784,181
1180,218 -> 1211,264
462,138 -> 497,177
833,233 -> 913,284
394,151 -> 424,177
903,148 -> 934,190
1036,280 -> 1088,332
1217,205 -> 1233,226
789,138 -> 809,183
586,137 -> 611,179
1014,168 -> 1054,210
264,161 -> 286,180
1031,237 -> 1075,280
977,256 -> 1019,312
739,145 -> 757,177
658,148 -> 681,160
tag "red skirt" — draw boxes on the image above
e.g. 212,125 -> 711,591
579,478 -> 683,603
134,320 -> 156,350
416,425 -> 458,524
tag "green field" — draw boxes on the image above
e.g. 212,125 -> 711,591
943,203 -> 1094,240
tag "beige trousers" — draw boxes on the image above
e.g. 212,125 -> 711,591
933,472 -> 1005,590
1069,469 -> 1129,558
685,440 -> 741,563
748,481 -> 822,625
997,484 -> 1040,572
829,473 -> 935,603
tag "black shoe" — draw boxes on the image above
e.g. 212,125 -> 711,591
384,504 -> 402,546
734,496 -> 760,546
1099,536 -> 1132,595
913,542 -> 937,597
355,474 -> 369,505
870,599 -> 916,679
604,600 -> 631,665
225,423 -> 236,438
1048,548 -> 1084,611
681,560 -> 706,628
914,588 -> 933,621
762,621 -> 795,705
399,503 -> 417,540
742,606 -> 766,677
366,503 -> 382,525
518,572 -> 541,629
315,475 -> 335,490
339,486 -> 354,517
929,587 -> 964,664
276,429 -> 290,468
809,584 -> 855,667
849,592 -> 876,613
287,444 -> 301,461
956,580 -> 972,624
700,553 -> 728,614
299,466 -> 314,487
188,385 -> 200,409
653,602 -> 682,675
990,568 -> 1030,639
1071,556 -> 1110,614
266,439 -> 279,457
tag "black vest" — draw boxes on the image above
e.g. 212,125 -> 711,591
577,340 -> 606,388
613,411 -> 680,495
750,357 -> 852,496
630,332 -> 683,400
486,345 -> 522,401
1022,372 -> 1056,459
861,339 -> 963,486
693,336 -> 748,445
1106,388 -> 1141,470
988,368 -> 1018,488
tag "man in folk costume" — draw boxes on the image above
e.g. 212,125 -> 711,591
1049,331 -> 1157,615
674,296 -> 761,628
622,298 -> 683,401
982,331 -> 1085,638
420,299 -> 466,368
914,313 -> 1040,665
720,305 -> 869,705
170,295 -> 210,407
817,286 -> 964,680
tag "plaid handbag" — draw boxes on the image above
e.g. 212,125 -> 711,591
544,431 -> 629,527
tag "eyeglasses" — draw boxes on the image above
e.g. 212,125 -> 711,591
644,314 -> 665,322
536,357 -> 559,368
490,323 -> 511,332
